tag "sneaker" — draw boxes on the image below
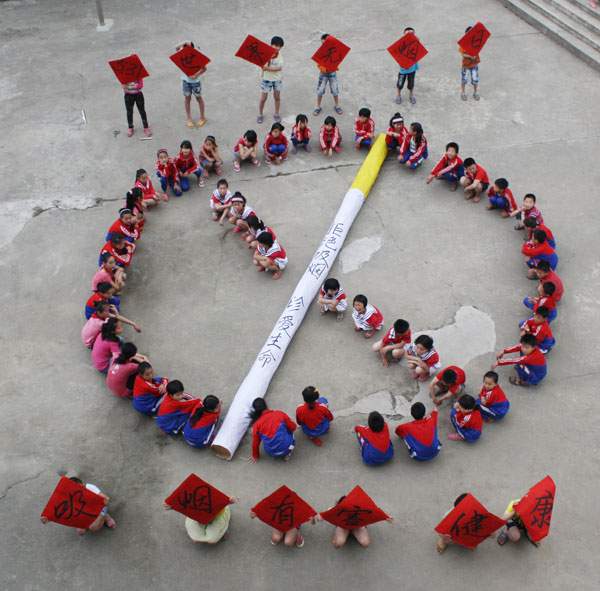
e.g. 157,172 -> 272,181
127,127 -> 134,137
253,159 -> 261,167
305,144 -> 312,153
265,156 -> 272,164
198,177 -> 205,187
296,533 -> 304,548
333,146 -> 341,154
144,127 -> 152,137
234,162 -> 241,172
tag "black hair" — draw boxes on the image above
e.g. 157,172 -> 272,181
244,130 -> 257,144
535,305 -> 549,319
457,394 -> 476,410
232,191 -> 246,204
217,178 -> 228,187
541,281 -> 556,296
302,386 -> 319,409
536,260 -> 551,272
189,395 -> 220,427
135,169 -> 147,180
270,122 -> 284,133
126,188 -> 143,212
296,114 -> 308,125
249,397 -> 267,422
410,122 -> 424,147
533,229 -> 547,244
446,142 -> 459,153
441,368 -> 458,385
271,36 -> 284,47
69,477 -> 83,485
137,361 -> 152,376
358,107 -> 371,118
336,495 -> 347,504
411,402 -> 425,420
204,135 -> 217,146
119,208 -> 132,219
393,319 -> 409,334
324,115 -> 337,126
95,281 -> 112,294
415,334 -> 434,350
524,193 -> 537,203
101,252 -> 114,264
484,370 -> 499,383
463,157 -> 476,167
323,278 -> 340,292
465,25 -> 473,33
520,334 -> 538,348
495,178 -> 509,190
389,112 -> 404,126
167,380 -> 184,396
180,140 -> 193,150
321,33 -> 329,41
114,342 -> 137,365
93,300 -> 109,313
110,232 -> 125,246
524,217 -> 538,229
353,294 -> 368,306
257,231 -> 274,247
246,215 -> 265,232
101,317 -> 120,343
454,493 -> 468,507
404,26 -> 415,34
368,411 -> 385,432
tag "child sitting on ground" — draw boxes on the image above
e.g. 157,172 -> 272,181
134,169 -> 163,206
317,277 -> 347,320
183,395 -> 221,448
521,229 -> 558,271
476,371 -> 510,422
395,402 -> 441,461
372,318 -> 411,367
106,208 -> 139,244
91,318 -> 122,373
228,192 -> 256,235
264,122 -> 288,165
493,333 -> 547,387
246,216 -> 276,250
511,193 -> 544,230
85,282 -> 120,319
460,157 -> 489,202
425,142 -> 464,191
354,107 -> 375,150
449,394 -> 482,442
199,135 -> 223,178
106,342 -> 149,398
398,122 -> 428,169
81,301 -> 140,348
132,362 -> 168,416
429,366 -> 466,406
211,178 -> 233,225
175,140 -> 204,189
404,334 -> 441,381
234,130 -> 260,172
124,188 -> 146,229
520,305 -> 555,354
295,386 -> 334,446
524,217 -> 555,250
385,113 -> 408,154
156,380 -> 198,435
496,498 -> 540,547
100,232 -> 135,268
352,294 -> 384,339
93,253 -> 126,294
155,149 -> 182,199
253,231 -> 287,280
534,260 -> 563,301
355,411 -> 394,465
291,114 -> 312,154
319,116 -> 342,157
524,281 -> 557,323
486,178 -> 516,217
248,398 -> 296,463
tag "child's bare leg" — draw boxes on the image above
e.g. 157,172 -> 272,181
258,92 -> 268,117
406,360 -> 417,369
332,527 -> 350,548
327,302 -> 338,312
236,220 -> 249,232
333,94 -> 340,107
271,528 -> 284,545
196,96 -> 205,120
184,96 -> 193,123
372,340 -> 383,353
352,527 -> 370,548
472,83 -> 479,97
87,514 -> 105,532
283,528 -> 298,547
76,527 -> 87,536
250,145 -> 258,161
392,348 -> 405,360
273,90 -> 281,117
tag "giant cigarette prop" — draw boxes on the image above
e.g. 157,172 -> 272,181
211,134 -> 388,459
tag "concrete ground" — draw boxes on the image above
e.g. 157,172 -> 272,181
1,0 -> 599,589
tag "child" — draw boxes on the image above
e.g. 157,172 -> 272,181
460,157 -> 489,202
264,122 -> 288,165
125,187 -> 146,228
425,142 -> 464,191
175,140 -> 204,190
253,231 -> 287,280
132,362 -> 168,416
211,178 -> 233,225
429,366 -> 466,406
246,215 -> 276,250
234,130 -> 260,172
354,411 -> 394,465
398,122 -> 428,169
156,380 -> 198,435
100,232 -> 135,268
319,116 -> 342,157
385,113 -> 408,154
174,41 -> 207,128
258,35 -> 284,124
295,386 -> 334,446
106,208 -> 139,243
81,301 -> 140,348
396,27 -> 419,104
85,282 -> 119,319
248,398 -> 296,463
524,217 -> 555,250
93,253 -> 125,294
459,26 -> 481,101
395,402 -> 441,461
249,510 -> 311,548
535,260 -> 564,301
291,114 -> 312,154
317,277 -> 347,320
449,394 -> 482,442
91,318 -> 122,373
521,229 -> 558,271
476,371 -> 510,422
352,294 -> 384,339
511,193 -> 544,230
435,493 -> 468,554
107,342 -> 148,398
228,193 -> 256,234
523,281 -> 557,323
520,306 -> 555,354
496,499 -> 540,547
134,168 -> 162,206
122,79 -> 151,137
199,135 -> 223,178
314,33 -> 344,115
40,477 -> 116,533
486,178 -> 517,216
155,149 -> 182,199
493,333 -> 547,387
183,395 -> 221,448
372,318 -> 411,367
404,334 -> 441,381
354,107 -> 375,150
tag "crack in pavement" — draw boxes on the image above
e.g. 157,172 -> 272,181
0,471 -> 42,502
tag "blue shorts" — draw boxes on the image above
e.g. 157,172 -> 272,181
316,72 -> 339,96
266,143 -> 287,156
461,65 -> 479,86
261,79 -> 281,93
182,80 -> 202,97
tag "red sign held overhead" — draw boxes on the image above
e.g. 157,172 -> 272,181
311,36 -> 351,71
320,485 -> 389,530
387,33 -> 428,70
513,475 -> 555,543
435,493 -> 504,549
252,486 -> 317,533
108,54 -> 149,84
164,474 -> 230,524
235,35 -> 277,68
41,476 -> 106,529
457,22 -> 491,56
170,45 -> 211,77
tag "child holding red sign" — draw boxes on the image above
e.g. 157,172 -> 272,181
122,79 -> 152,138
314,33 -> 344,116
174,41 -> 207,129
396,27 -> 420,105
460,26 -> 481,101
258,36 -> 284,124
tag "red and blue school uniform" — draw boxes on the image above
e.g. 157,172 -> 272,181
521,240 -> 558,270
234,137 -> 257,158
354,117 -> 375,148
522,205 -> 544,225
399,134 -> 428,169
133,375 -> 169,416
464,164 -> 489,192
264,132 -> 289,158
156,396 -> 198,435
296,398 -> 334,437
352,304 -> 384,331
497,344 -> 547,385
477,384 -> 510,420
155,158 -> 182,196
435,366 -> 466,393
523,292 -> 557,323
488,186 -> 517,213
430,154 -> 465,182
385,125 -> 409,151
519,316 -> 555,354
319,125 -> 341,150
319,283 -> 347,312
183,401 -> 221,448
395,409 -> 441,461
174,151 -> 203,192
106,218 -> 139,244
251,409 -> 296,459
291,124 -> 312,147
85,292 -> 119,320
355,423 -> 394,465
382,326 -> 411,347
134,178 -> 158,203
100,240 -> 134,268
404,342 -> 441,376
540,269 -> 563,302
450,407 -> 482,442
527,223 -> 555,250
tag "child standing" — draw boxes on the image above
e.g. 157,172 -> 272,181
234,130 -> 260,172
486,178 -> 517,217
211,178 -> 233,225
351,294 -> 384,339
354,108 -> 375,150
258,36 -> 284,124
354,411 -> 394,465
156,380 -> 198,435
135,169 -> 163,205
174,41 -> 207,128
425,142 -> 464,191
155,149 -> 182,199
132,362 -> 168,416
476,371 -> 510,422
395,402 -> 441,461
264,122 -> 288,165
253,231 -> 287,280
372,318 -> 411,367
296,386 -> 334,446
429,366 -> 466,406
199,135 -> 223,178
449,394 -> 482,442
122,79 -> 151,137
314,33 -> 344,115
493,334 -> 547,387
175,140 -> 204,190
291,114 -> 312,154
319,116 -> 342,157
385,113 -> 408,154
317,277 -> 347,320
404,334 -> 441,381
460,157 -> 489,202
248,398 -> 296,463
398,122 -> 428,169
183,395 -> 221,448
459,26 -> 481,101
396,27 -> 419,104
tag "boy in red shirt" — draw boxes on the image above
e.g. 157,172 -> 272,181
295,386 -> 334,446
534,260 -> 563,300
425,142 -> 464,191
448,394 -> 482,442
486,178 -> 517,217
372,319 -> 411,367
524,217 -> 555,250
524,281 -> 557,323
429,366 -> 466,406
512,193 -> 543,230
234,130 -> 260,172
476,371 -> 509,421
460,157 -> 489,202
395,402 -> 441,461
354,107 -> 375,150
355,411 -> 394,465
314,33 -> 343,116
317,277 -> 347,320
519,306 -> 555,354
404,334 -> 441,382
493,334 -> 547,387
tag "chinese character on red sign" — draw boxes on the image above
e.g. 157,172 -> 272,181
387,33 -> 428,70
514,475 -> 555,543
108,54 -> 149,84
320,485 -> 389,530
169,45 -> 211,77
235,35 -> 277,68
311,36 -> 351,71
164,474 -> 230,524
252,486 -> 317,532
457,22 -> 491,56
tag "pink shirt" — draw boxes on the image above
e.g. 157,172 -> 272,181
91,334 -> 120,371
92,267 -> 113,291
107,361 -> 138,397
81,316 -> 106,348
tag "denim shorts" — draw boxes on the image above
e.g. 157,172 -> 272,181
182,80 -> 202,97
461,65 -> 479,86
261,79 -> 282,93
317,73 -> 339,96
